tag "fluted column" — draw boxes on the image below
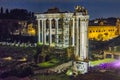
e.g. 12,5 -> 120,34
62,18 -> 65,47
63,18 -> 70,47
41,19 -> 44,44
55,18 -> 59,46
80,18 -> 89,60
43,19 -> 46,45
67,19 -> 70,47
75,18 -> 79,56
49,18 -> 52,46
72,18 -> 75,46
37,19 -> 41,43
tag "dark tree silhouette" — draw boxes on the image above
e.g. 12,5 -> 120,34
5,8 -> 9,14
0,7 -> 3,14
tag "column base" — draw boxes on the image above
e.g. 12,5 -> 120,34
37,42 -> 43,45
73,61 -> 89,74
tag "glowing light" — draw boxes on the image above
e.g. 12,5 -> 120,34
112,60 -> 120,68
95,60 -> 120,69
3,56 -> 12,60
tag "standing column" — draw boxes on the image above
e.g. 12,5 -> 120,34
84,19 -> 89,59
75,18 -> 79,57
43,19 -> 46,45
80,19 -> 84,60
62,18 -> 65,47
63,18 -> 70,47
80,18 -> 88,60
37,19 -> 41,43
55,18 -> 59,46
67,19 -> 70,47
72,18 -> 75,46
41,20 -> 44,44
49,18 -> 52,46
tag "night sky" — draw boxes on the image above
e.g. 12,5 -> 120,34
0,0 -> 120,19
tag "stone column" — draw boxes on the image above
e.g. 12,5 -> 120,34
75,18 -> 79,57
43,19 -> 46,45
80,18 -> 85,60
41,19 -> 44,44
63,18 -> 70,47
80,18 -> 89,60
85,19 -> 89,59
62,18 -> 65,47
67,19 -> 70,47
72,18 -> 75,46
55,18 -> 59,46
49,18 -> 52,46
37,19 -> 41,43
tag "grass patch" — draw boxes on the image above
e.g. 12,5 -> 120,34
31,73 -> 70,80
90,58 -> 115,66
37,58 -> 60,68
37,62 -> 55,68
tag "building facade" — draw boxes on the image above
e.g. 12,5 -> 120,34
35,6 -> 89,74
35,6 -> 89,60
88,19 -> 120,41
88,26 -> 118,41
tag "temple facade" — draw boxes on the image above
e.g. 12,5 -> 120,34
35,6 -> 89,60
35,6 -> 89,74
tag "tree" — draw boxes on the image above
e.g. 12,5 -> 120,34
5,8 -> 9,14
1,7 -> 3,14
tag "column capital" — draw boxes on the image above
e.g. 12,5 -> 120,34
80,18 -> 89,22
43,18 -> 47,21
37,19 -> 41,21
48,18 -> 53,20
55,18 -> 60,21
72,18 -> 75,20
64,18 -> 71,20
76,17 -> 79,21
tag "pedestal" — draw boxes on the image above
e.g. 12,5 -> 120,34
73,61 -> 89,74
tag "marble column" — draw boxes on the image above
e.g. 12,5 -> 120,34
63,18 -> 70,47
41,19 -> 44,44
43,19 -> 46,45
55,18 -> 59,46
80,18 -> 89,60
37,19 -> 41,43
75,18 -> 79,57
72,18 -> 75,46
49,18 -> 52,46
67,19 -> 70,47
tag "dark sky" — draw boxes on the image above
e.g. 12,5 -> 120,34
0,0 -> 120,19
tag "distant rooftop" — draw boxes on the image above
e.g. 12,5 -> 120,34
44,6 -> 88,15
44,7 -> 68,13
89,17 -> 118,26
